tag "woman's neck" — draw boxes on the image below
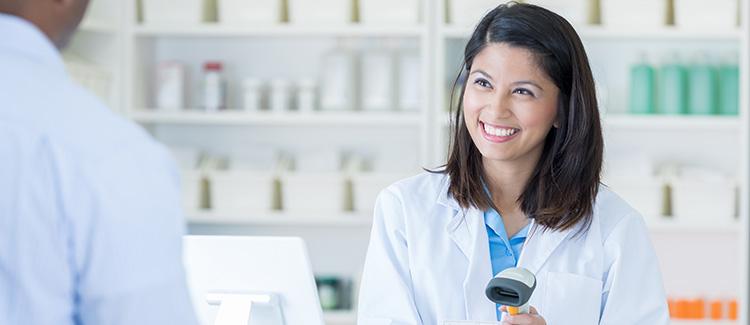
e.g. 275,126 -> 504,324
482,153 -> 541,235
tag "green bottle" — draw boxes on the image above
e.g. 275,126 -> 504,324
629,55 -> 656,115
659,58 -> 688,115
718,60 -> 739,116
687,55 -> 718,115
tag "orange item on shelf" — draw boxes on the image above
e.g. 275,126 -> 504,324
709,300 -> 724,320
672,299 -> 690,319
689,299 -> 706,319
729,299 -> 738,320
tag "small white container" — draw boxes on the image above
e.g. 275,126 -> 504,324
319,49 -> 356,111
202,61 -> 226,111
288,0 -> 354,25
674,0 -> 738,30
671,178 -> 736,223
270,79 -> 291,113
218,0 -> 282,25
242,78 -> 263,111
181,170 -> 206,212
525,0 -> 592,25
448,0 -> 500,26
351,173 -> 408,213
397,51 -> 421,111
142,0 -> 206,25
156,61 -> 186,111
359,0 -> 420,25
361,52 -> 396,111
209,170 -> 275,215
296,78 -> 317,112
281,173 -> 347,213
601,0 -> 667,28
605,177 -> 665,219
295,150 -> 341,173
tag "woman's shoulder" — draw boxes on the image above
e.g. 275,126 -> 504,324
593,185 -> 649,241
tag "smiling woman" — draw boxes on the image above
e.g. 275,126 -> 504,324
357,2 -> 669,325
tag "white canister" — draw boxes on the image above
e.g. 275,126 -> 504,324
600,0 -> 667,28
202,61 -> 226,111
270,79 -> 291,113
359,0 -> 420,25
397,51 -> 421,111
218,0 -> 283,25
288,0 -> 354,25
524,0 -> 593,25
242,78 -> 263,111
448,0 -> 500,26
361,52 -> 396,111
142,0 -> 206,24
296,78 -> 317,112
156,61 -> 186,111
319,49 -> 356,111
674,0 -> 738,30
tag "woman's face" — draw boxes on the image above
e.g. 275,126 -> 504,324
463,43 -> 559,166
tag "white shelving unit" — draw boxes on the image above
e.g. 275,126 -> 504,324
69,0 -> 749,323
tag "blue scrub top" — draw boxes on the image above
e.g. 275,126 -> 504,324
484,207 -> 530,320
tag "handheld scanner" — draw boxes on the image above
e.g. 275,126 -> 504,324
485,267 -> 536,315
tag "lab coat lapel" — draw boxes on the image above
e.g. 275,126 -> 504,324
518,221 -> 575,275
460,206 -> 497,321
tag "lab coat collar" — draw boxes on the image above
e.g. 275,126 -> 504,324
0,13 -> 66,76
517,219 -> 577,275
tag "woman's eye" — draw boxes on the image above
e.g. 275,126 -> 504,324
473,78 -> 492,88
513,88 -> 534,96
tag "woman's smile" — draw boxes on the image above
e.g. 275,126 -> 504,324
480,121 -> 520,143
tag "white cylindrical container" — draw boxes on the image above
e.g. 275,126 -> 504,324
142,0 -> 206,24
218,0 -> 282,25
448,0 -> 501,26
359,0 -> 420,25
156,61 -> 186,111
242,78 -> 263,112
280,173 -> 347,214
288,0 -> 354,25
270,79 -> 291,113
397,51 -> 421,111
181,170 -> 205,212
674,0 -> 738,30
319,49 -> 356,111
361,51 -> 396,112
671,178 -> 737,224
524,0 -> 593,25
601,0 -> 667,28
604,176 -> 666,220
296,78 -> 317,112
202,61 -> 226,112
209,170 -> 275,215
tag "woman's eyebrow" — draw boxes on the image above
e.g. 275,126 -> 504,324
511,80 -> 543,90
470,70 -> 494,80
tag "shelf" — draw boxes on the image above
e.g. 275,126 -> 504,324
187,211 -> 373,227
324,310 -> 357,324
133,24 -> 424,38
603,115 -> 741,130
130,110 -> 422,126
646,218 -> 740,233
441,25 -> 741,41
79,20 -> 118,33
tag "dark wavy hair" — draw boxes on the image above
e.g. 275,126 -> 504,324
436,2 -> 603,233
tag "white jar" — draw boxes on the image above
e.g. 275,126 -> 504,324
361,51 -> 396,111
359,0 -> 420,25
202,61 -> 226,112
218,0 -> 283,25
296,78 -> 317,112
270,79 -> 291,113
601,0 -> 667,28
156,61 -> 186,111
397,51 -> 421,111
242,78 -> 263,111
319,49 -> 356,111
674,0 -> 738,30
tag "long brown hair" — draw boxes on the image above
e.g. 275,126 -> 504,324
434,2 -> 603,233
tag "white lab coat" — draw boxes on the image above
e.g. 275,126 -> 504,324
358,172 -> 669,325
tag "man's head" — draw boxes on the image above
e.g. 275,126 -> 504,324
0,0 -> 90,49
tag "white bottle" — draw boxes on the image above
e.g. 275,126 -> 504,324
319,46 -> 356,111
397,51 -> 421,111
297,78 -> 317,112
242,78 -> 263,112
361,50 -> 396,111
203,61 -> 226,112
270,79 -> 291,113
156,61 -> 186,111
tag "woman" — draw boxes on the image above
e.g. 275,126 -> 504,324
357,3 -> 669,325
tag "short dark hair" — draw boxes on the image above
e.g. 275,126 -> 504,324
436,2 -> 603,233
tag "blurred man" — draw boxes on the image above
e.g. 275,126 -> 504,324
0,0 -> 198,324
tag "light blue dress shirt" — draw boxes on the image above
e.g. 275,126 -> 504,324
0,14 -> 198,325
485,207 -> 530,321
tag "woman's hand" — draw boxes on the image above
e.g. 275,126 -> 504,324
499,306 -> 547,325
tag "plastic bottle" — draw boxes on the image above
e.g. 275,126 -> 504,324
296,78 -> 317,113
659,55 -> 688,115
718,54 -> 740,116
629,54 -> 656,115
242,78 -> 263,112
203,61 -> 226,111
687,53 -> 718,115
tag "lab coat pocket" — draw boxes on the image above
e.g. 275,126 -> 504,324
543,272 -> 602,325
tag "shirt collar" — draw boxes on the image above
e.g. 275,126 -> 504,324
0,13 -> 66,76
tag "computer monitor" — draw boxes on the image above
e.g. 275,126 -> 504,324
183,235 -> 325,325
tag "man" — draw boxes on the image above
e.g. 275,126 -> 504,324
0,0 -> 198,324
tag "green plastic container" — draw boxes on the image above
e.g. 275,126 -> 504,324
659,62 -> 688,115
629,60 -> 656,115
718,64 -> 739,116
687,61 -> 718,115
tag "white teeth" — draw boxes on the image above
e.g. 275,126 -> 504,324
483,123 -> 517,137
